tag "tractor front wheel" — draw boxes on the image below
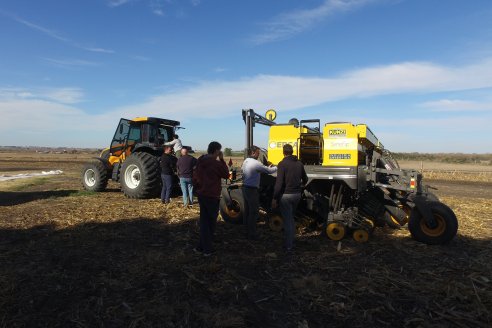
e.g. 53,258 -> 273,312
81,160 -> 109,192
220,188 -> 246,224
408,201 -> 458,245
120,152 -> 160,199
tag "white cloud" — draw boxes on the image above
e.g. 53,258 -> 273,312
4,11 -> 114,54
42,58 -> 101,69
0,87 -> 85,104
250,0 -> 381,45
2,57 -> 492,149
111,58 -> 492,119
107,0 -> 134,8
420,99 -> 492,112
214,67 -> 227,73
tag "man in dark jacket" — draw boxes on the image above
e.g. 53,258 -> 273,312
177,148 -> 197,207
272,144 -> 308,252
192,141 -> 229,256
160,145 -> 177,204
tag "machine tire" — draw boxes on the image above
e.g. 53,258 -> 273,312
120,152 -> 160,199
383,211 -> 403,229
81,160 -> 109,192
408,201 -> 458,245
220,188 -> 246,224
324,222 -> 346,241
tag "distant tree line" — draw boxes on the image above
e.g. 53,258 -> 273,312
392,152 -> 492,165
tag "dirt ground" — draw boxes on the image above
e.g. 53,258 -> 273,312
0,152 -> 491,327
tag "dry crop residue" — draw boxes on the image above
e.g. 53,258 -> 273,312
0,153 -> 491,327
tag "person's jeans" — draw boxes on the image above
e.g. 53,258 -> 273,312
160,173 -> 173,203
179,177 -> 193,206
242,186 -> 259,238
280,193 -> 301,250
197,196 -> 220,253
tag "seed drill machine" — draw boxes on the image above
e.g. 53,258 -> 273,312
220,109 -> 458,244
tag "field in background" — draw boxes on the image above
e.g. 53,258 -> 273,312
0,150 -> 491,327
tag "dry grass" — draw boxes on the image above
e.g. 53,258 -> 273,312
423,170 -> 492,183
0,153 -> 491,327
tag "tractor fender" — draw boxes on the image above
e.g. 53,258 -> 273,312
92,157 -> 111,171
412,195 -> 437,228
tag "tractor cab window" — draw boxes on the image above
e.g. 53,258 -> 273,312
110,119 -> 130,155
159,126 -> 173,143
128,126 -> 141,144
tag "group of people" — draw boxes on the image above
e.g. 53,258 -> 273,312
160,134 -> 196,207
160,136 -> 307,257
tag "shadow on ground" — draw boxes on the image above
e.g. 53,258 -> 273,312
0,190 -> 79,206
0,218 -> 491,327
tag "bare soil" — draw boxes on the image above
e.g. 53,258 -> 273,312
0,152 -> 491,328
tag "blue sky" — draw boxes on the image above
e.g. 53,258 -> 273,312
1,0 -> 491,152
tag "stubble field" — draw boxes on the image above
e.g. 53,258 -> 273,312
0,151 -> 491,327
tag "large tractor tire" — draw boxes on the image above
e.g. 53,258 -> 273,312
220,188 -> 246,224
408,201 -> 458,245
81,160 -> 109,192
120,152 -> 160,199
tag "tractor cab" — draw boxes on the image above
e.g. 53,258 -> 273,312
108,117 -> 181,164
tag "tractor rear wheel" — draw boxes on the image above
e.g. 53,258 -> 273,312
81,160 -> 108,192
220,188 -> 246,224
120,152 -> 160,199
408,201 -> 458,245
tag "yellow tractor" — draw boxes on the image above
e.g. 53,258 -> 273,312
81,117 -> 189,198
220,109 -> 458,245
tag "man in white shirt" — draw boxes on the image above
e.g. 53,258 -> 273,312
241,145 -> 277,240
164,134 -> 183,158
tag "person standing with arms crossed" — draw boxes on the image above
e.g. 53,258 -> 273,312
241,146 -> 277,240
160,145 -> 177,204
164,134 -> 183,158
272,144 -> 308,252
176,148 -> 197,207
192,141 -> 229,257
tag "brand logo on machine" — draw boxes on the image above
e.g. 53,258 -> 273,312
328,138 -> 356,150
329,154 -> 351,160
270,141 -> 297,149
329,129 -> 346,137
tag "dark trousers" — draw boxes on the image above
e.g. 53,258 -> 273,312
198,195 -> 220,253
160,173 -> 173,202
242,186 -> 259,238
280,193 -> 301,250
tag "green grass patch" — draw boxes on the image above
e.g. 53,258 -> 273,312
9,177 -> 50,191
68,190 -> 97,197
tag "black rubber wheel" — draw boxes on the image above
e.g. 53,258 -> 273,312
220,188 -> 246,224
81,160 -> 109,192
408,201 -> 458,245
120,152 -> 160,199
